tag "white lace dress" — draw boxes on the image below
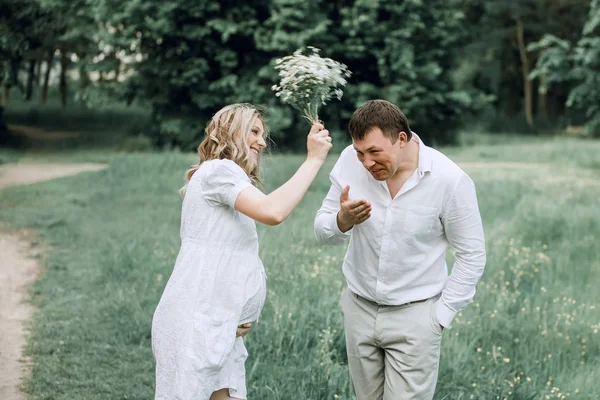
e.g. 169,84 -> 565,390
152,159 -> 267,400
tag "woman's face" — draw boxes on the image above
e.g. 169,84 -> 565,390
247,117 -> 266,166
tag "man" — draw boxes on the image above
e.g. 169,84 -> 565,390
314,100 -> 486,400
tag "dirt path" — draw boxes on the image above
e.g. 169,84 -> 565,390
0,163 -> 108,188
0,161 -> 108,400
0,232 -> 39,399
7,124 -> 80,140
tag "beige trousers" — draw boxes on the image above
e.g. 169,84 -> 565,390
340,288 -> 443,400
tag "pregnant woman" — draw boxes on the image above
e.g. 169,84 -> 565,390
152,103 -> 332,400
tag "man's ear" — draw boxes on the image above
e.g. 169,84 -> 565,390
398,131 -> 408,147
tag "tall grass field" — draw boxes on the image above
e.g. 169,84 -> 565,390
0,136 -> 599,399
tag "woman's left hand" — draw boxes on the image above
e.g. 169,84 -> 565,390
236,322 -> 252,338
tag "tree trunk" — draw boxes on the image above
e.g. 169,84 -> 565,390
41,50 -> 53,105
35,58 -> 42,86
59,43 -> 68,108
24,60 -> 36,101
78,59 -> 91,100
1,82 -> 9,106
0,62 -> 4,106
516,16 -> 534,130
0,104 -> 6,143
538,74 -> 548,121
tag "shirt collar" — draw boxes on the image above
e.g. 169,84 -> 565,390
412,131 -> 433,176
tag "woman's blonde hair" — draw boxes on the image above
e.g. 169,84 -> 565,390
180,103 -> 268,195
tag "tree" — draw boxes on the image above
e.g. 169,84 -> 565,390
0,0 -> 62,106
89,0 -> 271,147
334,0 -> 482,144
458,0 -> 589,131
0,0 -> 46,140
89,0 -> 480,148
530,0 -> 600,136
37,0 -> 98,107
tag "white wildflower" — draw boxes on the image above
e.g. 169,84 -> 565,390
272,46 -> 351,124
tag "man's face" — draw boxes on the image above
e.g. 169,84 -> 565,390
353,128 -> 406,181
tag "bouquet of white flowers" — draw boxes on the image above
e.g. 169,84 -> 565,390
271,47 -> 351,124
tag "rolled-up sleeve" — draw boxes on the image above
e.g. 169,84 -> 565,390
435,174 -> 487,327
314,164 -> 352,245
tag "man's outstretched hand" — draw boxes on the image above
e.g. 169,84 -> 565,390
336,185 -> 371,233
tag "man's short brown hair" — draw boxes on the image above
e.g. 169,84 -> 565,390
348,100 -> 412,143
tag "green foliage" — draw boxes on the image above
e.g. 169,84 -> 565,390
456,0 -> 591,133
255,0 -> 331,53
85,0 -> 270,147
83,0 -> 480,148
3,0 -> 595,147
0,0 -> 51,84
530,0 -> 600,136
332,0 -> 482,145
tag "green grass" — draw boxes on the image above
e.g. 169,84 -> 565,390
0,147 -> 24,164
0,136 -> 599,399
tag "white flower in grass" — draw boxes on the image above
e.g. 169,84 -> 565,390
272,47 -> 351,124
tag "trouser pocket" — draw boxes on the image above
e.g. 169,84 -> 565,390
428,298 -> 443,336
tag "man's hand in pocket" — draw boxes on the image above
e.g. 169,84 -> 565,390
236,323 -> 252,338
